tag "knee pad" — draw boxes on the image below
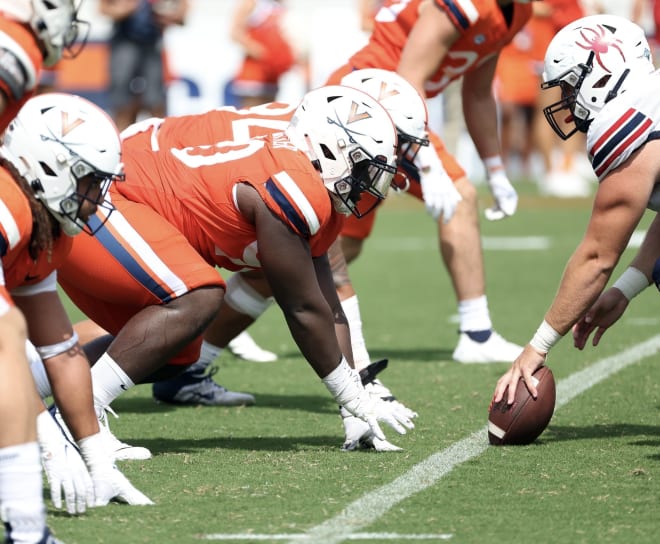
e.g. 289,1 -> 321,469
224,273 -> 273,319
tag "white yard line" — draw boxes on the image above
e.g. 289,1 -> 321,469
204,335 -> 660,543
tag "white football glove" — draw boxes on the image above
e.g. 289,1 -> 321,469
36,410 -> 94,515
364,379 -> 419,421
322,359 -> 415,443
340,407 -> 403,452
77,433 -> 154,507
416,145 -> 462,224
485,169 -> 518,221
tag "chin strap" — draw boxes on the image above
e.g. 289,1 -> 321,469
605,68 -> 630,104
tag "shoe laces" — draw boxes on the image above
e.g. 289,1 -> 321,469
190,366 -> 228,395
96,405 -> 130,447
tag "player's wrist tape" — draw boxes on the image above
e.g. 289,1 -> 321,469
529,320 -> 562,354
612,266 -> 649,300
483,155 -> 504,175
321,356 -> 363,406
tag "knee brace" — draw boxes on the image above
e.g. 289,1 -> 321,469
224,273 -> 273,319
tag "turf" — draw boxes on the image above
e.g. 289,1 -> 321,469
47,183 -> 659,543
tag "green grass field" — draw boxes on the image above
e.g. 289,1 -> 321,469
50,183 -> 659,543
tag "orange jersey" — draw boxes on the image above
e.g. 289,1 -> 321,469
116,133 -> 342,272
345,0 -> 532,98
0,168 -> 71,311
0,16 -> 42,131
121,102 -> 296,153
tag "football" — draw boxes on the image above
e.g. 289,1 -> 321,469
488,366 -> 556,445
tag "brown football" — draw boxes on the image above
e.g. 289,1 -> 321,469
488,366 -> 556,445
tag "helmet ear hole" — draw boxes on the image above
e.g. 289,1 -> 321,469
319,143 -> 336,160
39,161 -> 57,176
593,75 -> 611,88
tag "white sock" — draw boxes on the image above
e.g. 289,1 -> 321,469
341,295 -> 371,371
0,442 -> 46,542
457,295 -> 492,332
91,352 -> 135,408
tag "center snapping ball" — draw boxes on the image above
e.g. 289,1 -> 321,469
488,366 -> 556,445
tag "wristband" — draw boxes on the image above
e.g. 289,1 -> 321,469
36,331 -> 80,360
321,356 -> 362,406
612,266 -> 649,300
483,155 -> 504,175
529,320 -> 562,354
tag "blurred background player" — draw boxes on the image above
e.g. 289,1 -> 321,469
99,0 -> 188,131
493,15 -> 658,404
226,0 -> 295,108
323,0 -> 528,364
494,0 -> 591,196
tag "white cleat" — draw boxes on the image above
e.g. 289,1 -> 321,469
452,331 -> 523,364
227,331 -> 277,363
51,405 -> 152,462
96,406 -> 152,462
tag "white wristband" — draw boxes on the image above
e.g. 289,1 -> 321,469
529,320 -> 562,354
321,356 -> 362,406
483,155 -> 504,175
612,266 -> 649,301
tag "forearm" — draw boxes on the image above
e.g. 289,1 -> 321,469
43,349 -> 98,441
282,306 -> 344,378
544,250 -> 615,338
629,213 -> 660,280
462,87 -> 501,160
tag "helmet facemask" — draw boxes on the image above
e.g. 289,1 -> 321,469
55,156 -> 122,236
328,148 -> 396,218
541,57 -> 594,140
31,0 -> 90,66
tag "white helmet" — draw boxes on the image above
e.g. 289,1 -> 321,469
340,68 -> 429,163
285,84 -> 398,217
542,14 -> 654,139
1,93 -> 124,236
0,0 -> 89,66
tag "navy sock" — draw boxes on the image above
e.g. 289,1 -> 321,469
464,329 -> 492,343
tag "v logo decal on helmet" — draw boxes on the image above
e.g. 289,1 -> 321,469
377,81 -> 400,101
347,101 -> 372,124
61,111 -> 85,137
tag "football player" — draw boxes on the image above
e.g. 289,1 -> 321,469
56,85 -> 416,456
322,0 -> 532,364
492,15 -> 659,402
0,93 -> 153,544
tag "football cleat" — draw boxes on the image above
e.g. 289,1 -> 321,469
49,405 -> 151,462
358,359 -> 388,386
152,366 -> 256,407
227,331 -> 277,363
96,406 -> 152,461
452,330 -> 523,364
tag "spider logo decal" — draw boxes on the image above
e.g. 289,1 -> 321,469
575,24 -> 625,73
